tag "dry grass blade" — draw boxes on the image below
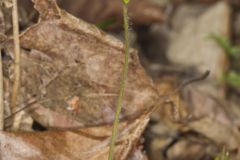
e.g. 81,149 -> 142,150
11,0 -> 21,130
0,46 -> 4,130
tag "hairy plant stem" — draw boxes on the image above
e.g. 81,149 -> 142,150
108,2 -> 130,160
11,0 -> 21,130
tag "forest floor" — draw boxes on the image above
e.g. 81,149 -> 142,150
0,0 -> 240,160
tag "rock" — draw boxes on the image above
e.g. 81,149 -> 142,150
167,1 -> 230,80
170,3 -> 208,32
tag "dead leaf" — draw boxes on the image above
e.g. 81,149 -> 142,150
188,117 -> 240,151
146,75 -> 240,159
167,136 -> 218,160
56,0 -> 166,29
16,0 -> 165,30
183,85 -> 233,126
2,0 -> 158,127
0,114 -> 149,160
152,77 -> 189,125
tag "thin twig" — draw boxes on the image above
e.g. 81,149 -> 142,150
0,47 -> 4,130
11,0 -> 21,130
108,1 -> 130,160
4,99 -> 37,121
172,70 -> 210,95
150,70 -> 210,115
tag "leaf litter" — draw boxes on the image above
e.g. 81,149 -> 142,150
0,0 -> 161,159
0,0 -> 240,160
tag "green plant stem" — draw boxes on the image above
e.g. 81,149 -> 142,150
108,2 -> 130,160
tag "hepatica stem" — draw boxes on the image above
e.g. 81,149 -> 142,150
108,1 -> 130,160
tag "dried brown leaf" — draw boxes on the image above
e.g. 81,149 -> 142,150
167,136 -> 218,160
56,0 -> 165,29
17,0 -> 165,30
2,0 -> 158,127
181,84 -> 240,152
188,117 -> 240,151
0,114 -> 149,160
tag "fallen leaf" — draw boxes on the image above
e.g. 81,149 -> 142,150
0,114 -> 150,160
2,0 -> 158,127
167,135 -> 218,160
17,0 -> 165,31
188,117 -> 240,151
56,0 -> 166,29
